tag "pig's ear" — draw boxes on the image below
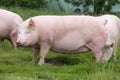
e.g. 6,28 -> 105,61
28,19 -> 35,29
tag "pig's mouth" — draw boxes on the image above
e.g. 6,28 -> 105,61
17,42 -> 26,47
17,43 -> 24,47
17,43 -> 31,47
17,42 -> 36,47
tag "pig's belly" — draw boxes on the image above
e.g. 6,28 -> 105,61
51,32 -> 90,53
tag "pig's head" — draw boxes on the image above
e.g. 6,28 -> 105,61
17,18 -> 39,47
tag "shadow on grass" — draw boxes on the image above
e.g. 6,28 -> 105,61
46,56 -> 81,66
0,60 -> 14,65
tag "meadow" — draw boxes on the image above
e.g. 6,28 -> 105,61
0,7 -> 120,80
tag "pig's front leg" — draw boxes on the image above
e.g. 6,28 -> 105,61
10,31 -> 18,49
32,47 -> 40,63
38,42 -> 50,65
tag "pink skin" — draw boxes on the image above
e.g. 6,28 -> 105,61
0,9 -> 23,48
17,16 -> 107,65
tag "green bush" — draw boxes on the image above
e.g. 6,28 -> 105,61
0,0 -> 48,9
65,0 -> 120,14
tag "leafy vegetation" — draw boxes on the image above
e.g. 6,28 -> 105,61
0,0 -> 48,9
0,0 -> 120,14
65,0 -> 120,14
0,7 -> 120,80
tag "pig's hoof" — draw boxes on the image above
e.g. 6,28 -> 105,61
38,62 -> 44,65
101,57 -> 109,62
31,61 -> 35,64
31,60 -> 37,64
38,63 -> 42,65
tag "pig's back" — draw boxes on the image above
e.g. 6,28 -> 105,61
33,16 -> 105,39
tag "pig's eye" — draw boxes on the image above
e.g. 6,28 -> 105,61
18,31 -> 20,34
25,31 -> 30,34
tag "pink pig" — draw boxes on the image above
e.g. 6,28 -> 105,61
0,9 -> 23,48
17,16 -> 107,65
97,15 -> 120,61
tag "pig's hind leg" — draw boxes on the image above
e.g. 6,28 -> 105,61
86,39 -> 106,62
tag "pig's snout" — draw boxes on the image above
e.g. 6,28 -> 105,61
16,41 -> 22,46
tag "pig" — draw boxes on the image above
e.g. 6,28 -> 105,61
97,15 -> 120,61
0,9 -> 23,48
17,16 -> 107,65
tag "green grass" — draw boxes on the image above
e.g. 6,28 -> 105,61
0,7 -> 120,80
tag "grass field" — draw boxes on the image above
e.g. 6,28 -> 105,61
0,7 -> 120,80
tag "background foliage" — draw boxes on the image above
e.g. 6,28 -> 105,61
65,0 -> 120,14
0,0 -> 48,9
0,0 -> 120,14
